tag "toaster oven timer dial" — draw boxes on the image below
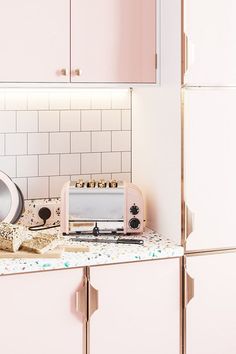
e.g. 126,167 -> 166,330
130,204 -> 139,215
129,218 -> 140,230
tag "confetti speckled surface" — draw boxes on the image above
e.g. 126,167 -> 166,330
0,228 -> 183,276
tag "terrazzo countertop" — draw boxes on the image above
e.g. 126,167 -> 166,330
0,228 -> 183,276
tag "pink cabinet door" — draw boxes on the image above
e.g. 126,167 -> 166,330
185,252 -> 236,354
184,88 -> 236,251
0,268 -> 83,354
71,0 -> 156,83
90,259 -> 180,354
0,0 -> 70,82
183,0 -> 236,86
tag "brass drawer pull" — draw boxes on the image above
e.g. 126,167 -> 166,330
60,68 -> 67,76
75,68 -> 81,76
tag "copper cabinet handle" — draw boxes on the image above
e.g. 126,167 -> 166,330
89,283 -> 98,319
75,283 -> 87,320
185,205 -> 194,240
60,68 -> 67,76
182,33 -> 189,76
75,278 -> 98,321
75,68 -> 81,76
185,271 -> 195,307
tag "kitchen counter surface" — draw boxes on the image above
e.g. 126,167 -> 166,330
0,228 -> 183,276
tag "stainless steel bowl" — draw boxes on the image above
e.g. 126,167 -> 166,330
0,171 -> 24,223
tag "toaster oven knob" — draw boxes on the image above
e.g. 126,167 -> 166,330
129,218 -> 140,230
130,205 -> 139,215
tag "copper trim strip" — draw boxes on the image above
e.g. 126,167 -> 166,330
181,0 -> 187,85
181,88 -> 186,250
180,257 -> 185,354
186,247 -> 236,257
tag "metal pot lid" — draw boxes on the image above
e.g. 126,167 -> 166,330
0,171 -> 22,223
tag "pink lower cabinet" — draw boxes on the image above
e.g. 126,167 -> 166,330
89,259 -> 180,354
0,269 -> 84,354
185,252 -> 236,354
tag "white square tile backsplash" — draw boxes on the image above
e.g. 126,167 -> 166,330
0,134 -> 4,155
0,111 -> 16,133
39,111 -> 59,132
17,111 -> 38,132
28,176 -> 48,199
17,155 -> 38,177
50,132 -> 70,153
81,153 -> 101,174
39,155 -> 59,176
71,132 -> 91,153
6,133 -> 27,155
81,110 -> 101,131
92,131 -> 111,152
28,133 -> 49,154
0,89 -> 131,199
0,156 -> 16,177
102,110 -> 121,130
102,152 -> 121,173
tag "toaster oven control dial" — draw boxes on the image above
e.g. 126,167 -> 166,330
130,205 -> 139,215
129,218 -> 140,230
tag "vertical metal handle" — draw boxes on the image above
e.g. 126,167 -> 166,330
75,283 -> 87,320
75,279 -> 98,320
89,283 -> 98,319
182,32 -> 189,83
185,205 -> 194,239
185,271 -> 195,307
184,265 -> 194,307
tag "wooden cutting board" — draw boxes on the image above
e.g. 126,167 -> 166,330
0,244 -> 89,258
63,243 -> 89,253
0,247 -> 63,259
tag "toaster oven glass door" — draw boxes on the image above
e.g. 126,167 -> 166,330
69,190 -> 124,221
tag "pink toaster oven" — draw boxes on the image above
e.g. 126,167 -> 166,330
60,179 -> 144,236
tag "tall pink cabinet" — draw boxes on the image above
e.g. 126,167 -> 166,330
183,1 -> 236,353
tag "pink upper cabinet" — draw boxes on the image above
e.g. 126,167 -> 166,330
0,0 -> 156,83
183,0 -> 236,86
0,0 -> 70,83
71,0 -> 157,83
